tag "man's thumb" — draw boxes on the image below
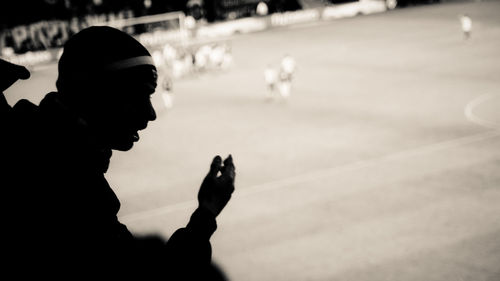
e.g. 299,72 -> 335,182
0,59 -> 30,92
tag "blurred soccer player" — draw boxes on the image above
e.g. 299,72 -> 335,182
161,74 -> 175,109
221,44 -> 233,70
153,49 -> 175,110
209,43 -> 225,68
264,64 -> 278,101
460,14 -> 472,40
195,44 -> 211,72
279,54 -> 296,100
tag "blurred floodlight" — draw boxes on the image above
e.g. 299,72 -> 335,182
257,2 -> 269,16
185,16 -> 196,29
385,0 -> 397,10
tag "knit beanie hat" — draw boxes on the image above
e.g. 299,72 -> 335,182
56,26 -> 156,92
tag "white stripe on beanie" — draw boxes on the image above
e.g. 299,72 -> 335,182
104,56 -> 155,71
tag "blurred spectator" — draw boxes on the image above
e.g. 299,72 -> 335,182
204,0 -> 217,22
187,0 -> 204,20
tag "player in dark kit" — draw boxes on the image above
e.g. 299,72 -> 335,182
0,26 -> 234,280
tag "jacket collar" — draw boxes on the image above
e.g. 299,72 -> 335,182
38,92 -> 112,173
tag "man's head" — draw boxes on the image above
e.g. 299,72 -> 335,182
56,26 -> 157,151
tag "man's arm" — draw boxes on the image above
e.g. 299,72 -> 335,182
164,155 -> 235,277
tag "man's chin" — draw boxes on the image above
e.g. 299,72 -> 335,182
111,141 -> 134,151
105,132 -> 139,151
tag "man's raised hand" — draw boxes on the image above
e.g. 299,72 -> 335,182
0,59 -> 30,93
198,155 -> 235,217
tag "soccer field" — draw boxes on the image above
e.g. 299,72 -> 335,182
5,1 -> 500,280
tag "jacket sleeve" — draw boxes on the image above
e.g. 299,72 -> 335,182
0,92 -> 12,131
119,207 -> 218,279
164,207 -> 217,276
0,92 -> 11,114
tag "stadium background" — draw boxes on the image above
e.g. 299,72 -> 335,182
3,0 -> 500,280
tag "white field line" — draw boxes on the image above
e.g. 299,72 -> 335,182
120,130 -> 500,223
464,93 -> 500,130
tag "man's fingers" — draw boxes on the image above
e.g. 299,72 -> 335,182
15,65 -> 30,80
208,155 -> 222,178
223,154 -> 233,167
0,59 -> 30,80
221,154 -> 235,184
0,59 -> 30,92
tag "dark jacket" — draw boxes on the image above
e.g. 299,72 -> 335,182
1,92 -> 222,280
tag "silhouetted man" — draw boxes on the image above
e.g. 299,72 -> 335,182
0,26 -> 234,280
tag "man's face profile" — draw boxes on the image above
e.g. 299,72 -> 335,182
93,66 -> 158,151
54,26 -> 160,151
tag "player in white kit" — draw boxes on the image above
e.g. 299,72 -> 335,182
153,50 -> 175,110
460,14 -> 472,40
278,54 -> 296,100
264,64 -> 278,101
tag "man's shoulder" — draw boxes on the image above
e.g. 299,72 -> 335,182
11,98 -> 41,122
11,93 -> 61,129
13,98 -> 38,111
7,99 -> 47,141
